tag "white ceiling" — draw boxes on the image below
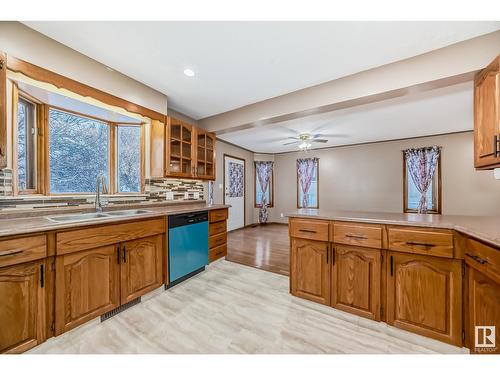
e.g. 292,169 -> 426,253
219,82 -> 473,153
23,21 -> 499,119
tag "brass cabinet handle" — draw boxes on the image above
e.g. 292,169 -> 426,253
465,253 -> 488,265
406,241 -> 436,248
0,249 -> 23,257
390,256 -> 394,276
122,245 -> 127,263
40,264 -> 45,288
331,246 -> 335,266
345,234 -> 368,240
326,244 -> 329,264
116,245 -> 121,264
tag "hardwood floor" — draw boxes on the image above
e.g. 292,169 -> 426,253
226,223 -> 290,276
29,260 -> 467,354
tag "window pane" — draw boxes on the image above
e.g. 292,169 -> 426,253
407,166 -> 434,210
49,109 -> 109,193
298,163 -> 318,208
17,98 -> 36,191
256,176 -> 271,206
117,126 -> 141,193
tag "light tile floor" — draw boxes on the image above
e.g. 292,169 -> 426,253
29,260 -> 468,354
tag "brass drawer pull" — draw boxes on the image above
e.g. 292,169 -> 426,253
465,253 -> 488,265
345,234 -> 368,240
0,249 -> 24,257
299,229 -> 316,234
406,241 -> 436,248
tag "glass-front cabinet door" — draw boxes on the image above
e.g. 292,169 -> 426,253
165,117 -> 194,178
195,129 -> 216,180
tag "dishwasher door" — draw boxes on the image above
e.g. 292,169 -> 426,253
168,212 -> 208,285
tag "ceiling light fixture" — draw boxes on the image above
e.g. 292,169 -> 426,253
298,141 -> 312,150
183,68 -> 195,77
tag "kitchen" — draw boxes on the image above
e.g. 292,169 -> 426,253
0,11 -> 500,374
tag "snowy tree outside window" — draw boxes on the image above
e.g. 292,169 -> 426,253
117,126 -> 141,193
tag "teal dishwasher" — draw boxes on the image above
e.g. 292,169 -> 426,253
167,211 -> 208,287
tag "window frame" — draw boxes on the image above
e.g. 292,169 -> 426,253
403,153 -> 442,214
45,105 -> 145,196
296,158 -> 319,209
254,163 -> 274,208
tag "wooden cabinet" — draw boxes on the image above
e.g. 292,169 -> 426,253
166,117 -> 195,178
474,55 -> 500,169
195,128 -> 216,180
331,245 -> 381,321
468,267 -> 500,353
208,208 -> 228,262
120,235 -> 163,304
291,238 -> 331,305
55,245 -> 120,335
0,260 -> 46,353
386,251 -> 462,346
0,51 -> 6,169
149,119 -> 166,178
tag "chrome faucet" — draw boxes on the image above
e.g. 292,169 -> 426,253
95,173 -> 108,212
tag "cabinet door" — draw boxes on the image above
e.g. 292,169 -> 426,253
474,56 -> 500,169
468,267 -> 500,354
291,238 -> 330,305
0,51 -> 7,168
331,245 -> 381,321
195,129 -> 216,180
55,245 -> 120,335
166,117 -> 195,178
0,261 -> 45,353
386,252 -> 462,346
120,234 -> 163,304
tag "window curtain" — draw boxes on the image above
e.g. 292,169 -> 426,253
297,158 -> 318,208
404,146 -> 440,214
255,161 -> 274,223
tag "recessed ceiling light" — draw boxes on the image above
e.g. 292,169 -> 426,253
183,68 -> 195,77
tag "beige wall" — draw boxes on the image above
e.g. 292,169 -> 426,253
271,132 -> 500,223
0,22 -> 168,114
214,140 -> 255,226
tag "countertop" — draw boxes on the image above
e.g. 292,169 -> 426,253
287,209 -> 500,249
0,202 -> 230,238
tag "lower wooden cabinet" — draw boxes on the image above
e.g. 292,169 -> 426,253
331,245 -> 381,321
291,238 -> 331,305
468,267 -> 500,353
0,260 -> 46,353
55,245 -> 120,335
386,251 -> 462,346
120,235 -> 163,304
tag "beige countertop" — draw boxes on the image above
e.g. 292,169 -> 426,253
287,209 -> 500,249
0,202 -> 230,238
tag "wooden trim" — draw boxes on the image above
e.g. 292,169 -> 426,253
11,82 -> 19,195
223,153 -> 246,227
403,151 -> 442,214
7,56 -> 165,122
296,158 -> 319,209
140,123 -> 145,193
254,161 -> 274,208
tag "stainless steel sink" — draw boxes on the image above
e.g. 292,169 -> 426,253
47,209 -> 151,223
48,212 -> 110,223
106,209 -> 151,216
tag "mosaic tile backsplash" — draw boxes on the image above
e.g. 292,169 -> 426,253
0,176 -> 206,211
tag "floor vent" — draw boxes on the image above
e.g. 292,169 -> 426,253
100,297 -> 141,322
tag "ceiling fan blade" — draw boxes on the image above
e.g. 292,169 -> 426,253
312,139 -> 328,143
283,140 -> 299,146
287,136 -> 300,140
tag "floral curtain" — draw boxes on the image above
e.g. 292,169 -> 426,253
404,146 -> 440,214
255,161 -> 274,223
297,158 -> 318,208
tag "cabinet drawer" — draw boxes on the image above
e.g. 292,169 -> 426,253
464,238 -> 500,284
388,227 -> 454,258
209,232 -> 227,249
209,209 -> 228,223
209,221 -> 227,236
0,235 -> 47,268
289,218 -> 329,241
333,222 -> 382,249
56,218 -> 165,255
209,243 -> 227,262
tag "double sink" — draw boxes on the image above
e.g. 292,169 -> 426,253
47,209 -> 152,223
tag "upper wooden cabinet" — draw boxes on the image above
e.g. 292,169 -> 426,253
0,51 -> 7,169
166,117 -> 195,178
195,128 -> 216,180
474,55 -> 500,169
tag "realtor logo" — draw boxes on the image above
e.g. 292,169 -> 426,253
475,326 -> 496,349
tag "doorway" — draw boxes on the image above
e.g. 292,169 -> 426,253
224,154 -> 245,231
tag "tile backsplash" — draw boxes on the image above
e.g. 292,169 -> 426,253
0,177 -> 207,211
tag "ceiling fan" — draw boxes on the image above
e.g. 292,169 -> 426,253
282,133 -> 328,149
